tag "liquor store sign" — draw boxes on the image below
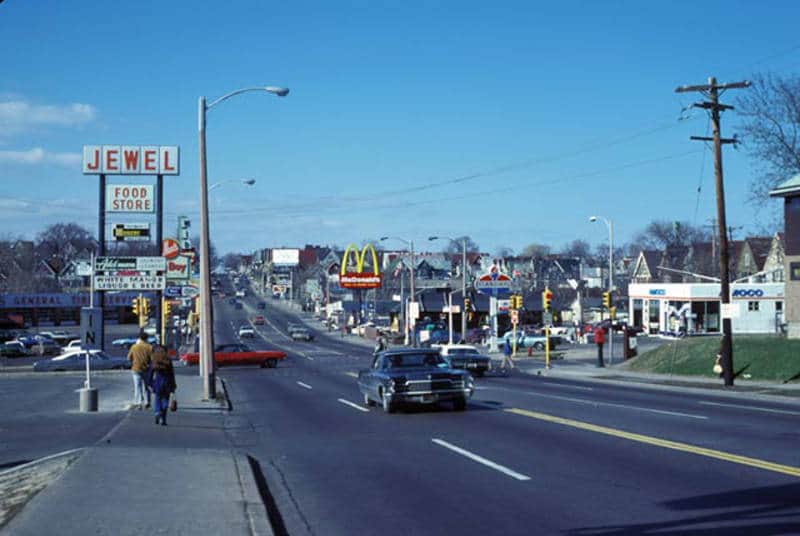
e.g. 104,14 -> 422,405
93,256 -> 166,291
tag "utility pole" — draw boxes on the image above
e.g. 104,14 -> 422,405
676,76 -> 750,387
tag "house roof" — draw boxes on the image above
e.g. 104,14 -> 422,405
769,173 -> 800,197
745,237 -> 773,271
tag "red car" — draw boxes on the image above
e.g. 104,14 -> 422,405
180,343 -> 285,368
253,316 -> 265,325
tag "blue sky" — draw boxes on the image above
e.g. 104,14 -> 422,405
1,1 -> 798,256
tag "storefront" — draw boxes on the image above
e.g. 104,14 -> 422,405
629,283 -> 785,335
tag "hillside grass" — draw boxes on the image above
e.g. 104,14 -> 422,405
624,335 -> 800,383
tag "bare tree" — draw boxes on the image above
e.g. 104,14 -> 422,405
35,223 -> 96,260
520,243 -> 551,258
737,73 -> 800,205
628,220 -> 709,252
560,239 -> 591,258
439,236 -> 480,255
495,245 -> 515,258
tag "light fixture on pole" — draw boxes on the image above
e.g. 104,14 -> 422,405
208,178 -> 257,192
589,215 -> 614,365
198,85 -> 288,400
429,235 -> 468,342
380,236 -> 415,346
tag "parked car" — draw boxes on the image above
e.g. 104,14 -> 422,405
0,341 -> 29,358
291,328 -> 314,342
238,325 -> 256,338
180,343 -> 286,368
501,330 -> 559,351
358,348 -> 474,413
253,315 -> 265,325
464,327 -> 489,345
39,330 -> 73,346
33,349 -> 130,372
17,335 -> 61,355
62,339 -> 83,351
433,344 -> 491,377
287,323 -> 304,335
112,335 -> 157,349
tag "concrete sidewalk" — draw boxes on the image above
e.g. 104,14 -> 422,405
2,373 -> 272,536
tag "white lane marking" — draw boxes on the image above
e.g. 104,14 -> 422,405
296,381 -> 313,390
525,391 -> 708,420
432,439 -> 531,481
344,372 -> 359,378
699,400 -> 800,416
338,398 -> 369,412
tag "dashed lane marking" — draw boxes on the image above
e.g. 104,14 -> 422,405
296,381 -> 313,390
506,407 -> 800,478
699,400 -> 800,416
344,372 -> 359,378
432,438 -> 531,481
338,398 -> 369,412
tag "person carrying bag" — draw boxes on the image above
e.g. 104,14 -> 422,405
147,345 -> 177,426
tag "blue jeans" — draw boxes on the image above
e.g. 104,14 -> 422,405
153,394 -> 170,423
132,372 -> 150,406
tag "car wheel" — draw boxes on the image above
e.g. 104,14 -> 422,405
363,392 -> 375,407
380,388 -> 395,414
267,358 -> 278,369
534,342 -> 545,351
453,398 -> 467,411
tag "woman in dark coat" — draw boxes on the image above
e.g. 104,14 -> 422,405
147,345 -> 177,425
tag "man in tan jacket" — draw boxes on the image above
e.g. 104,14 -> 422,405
128,330 -> 153,409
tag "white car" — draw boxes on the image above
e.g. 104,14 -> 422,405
235,289 -> 246,298
62,339 -> 83,351
238,326 -> 255,338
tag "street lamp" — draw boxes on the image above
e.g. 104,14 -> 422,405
198,85 -> 288,400
590,215 -> 614,365
208,178 -> 256,191
380,236 -> 415,346
429,235 -> 468,342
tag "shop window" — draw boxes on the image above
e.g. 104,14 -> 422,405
748,301 -> 759,312
776,301 -> 783,312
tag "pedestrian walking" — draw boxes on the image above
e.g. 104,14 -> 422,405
128,330 -> 153,409
594,324 -> 605,367
147,345 -> 177,426
499,337 -> 515,373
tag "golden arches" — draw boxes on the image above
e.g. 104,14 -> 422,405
340,243 -> 380,276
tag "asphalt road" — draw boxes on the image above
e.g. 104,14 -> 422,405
215,288 -> 800,535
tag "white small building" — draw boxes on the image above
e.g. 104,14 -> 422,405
629,282 -> 785,336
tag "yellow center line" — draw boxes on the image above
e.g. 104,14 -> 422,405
506,408 -> 800,478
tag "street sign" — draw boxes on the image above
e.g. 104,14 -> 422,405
75,261 -> 92,277
164,286 -> 183,299
94,274 -> 166,291
80,307 -> 104,350
181,285 -> 199,298
113,223 -> 150,241
543,312 -> 554,326
474,272 -> 513,298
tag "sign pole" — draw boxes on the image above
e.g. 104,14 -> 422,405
155,174 -> 163,344
489,296 -> 498,352
98,174 -> 106,350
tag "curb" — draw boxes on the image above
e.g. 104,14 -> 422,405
233,452 -> 275,536
0,448 -> 85,529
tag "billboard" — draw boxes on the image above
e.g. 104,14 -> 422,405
82,145 -> 179,175
272,248 -> 299,266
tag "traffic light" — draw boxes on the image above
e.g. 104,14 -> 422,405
132,297 -> 140,316
511,295 -> 522,310
141,298 -> 150,318
162,300 -> 172,321
602,291 -> 611,309
464,297 -> 471,310
609,306 -> 617,320
542,288 -> 553,311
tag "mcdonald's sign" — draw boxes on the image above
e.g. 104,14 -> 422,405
340,243 -> 382,289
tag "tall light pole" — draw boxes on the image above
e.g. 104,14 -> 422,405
380,236 -> 415,346
198,85 -> 288,400
590,215 -> 614,364
429,235 -> 468,341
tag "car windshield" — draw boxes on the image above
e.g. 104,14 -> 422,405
449,348 -> 480,357
385,353 -> 446,369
